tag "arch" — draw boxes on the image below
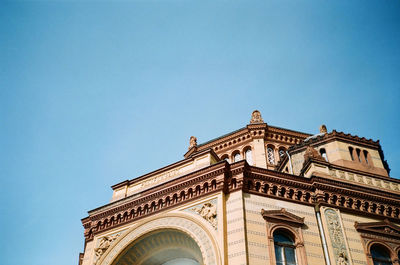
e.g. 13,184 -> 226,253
211,180 -> 217,190
263,183 -> 270,194
319,148 -> 328,162
158,199 -> 164,209
267,145 -> 276,165
278,147 -> 287,159
188,188 -> 194,198
232,151 -> 241,162
243,146 -> 253,165
231,178 -> 237,189
349,146 -> 355,161
273,229 -> 297,265
255,182 -> 261,192
369,243 -> 393,265
220,154 -> 229,163
97,213 -> 221,265
356,148 -> 362,162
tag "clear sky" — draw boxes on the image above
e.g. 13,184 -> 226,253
1,1 -> 399,265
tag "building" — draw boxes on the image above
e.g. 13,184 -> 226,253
79,110 -> 400,265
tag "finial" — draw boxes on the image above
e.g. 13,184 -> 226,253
189,136 -> 197,150
319,124 -> 327,134
250,110 -> 264,124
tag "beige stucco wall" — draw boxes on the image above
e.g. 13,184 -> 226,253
243,193 -> 325,265
225,190 -> 248,265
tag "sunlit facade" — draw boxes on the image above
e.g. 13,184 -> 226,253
79,111 -> 400,265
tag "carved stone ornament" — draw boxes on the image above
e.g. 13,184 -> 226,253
189,136 -> 197,150
324,209 -> 351,265
93,233 -> 121,264
250,110 -> 264,124
303,146 -> 325,165
320,124 -> 328,134
186,199 -> 217,229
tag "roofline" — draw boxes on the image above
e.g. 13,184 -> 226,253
111,148 -> 220,190
197,124 -> 311,148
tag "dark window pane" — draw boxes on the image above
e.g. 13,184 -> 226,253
373,262 -> 392,265
371,245 -> 392,261
274,232 -> 294,245
275,245 -> 284,262
285,247 -> 296,265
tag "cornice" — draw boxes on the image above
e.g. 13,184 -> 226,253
90,161 -> 227,216
288,130 -> 380,155
354,219 -> 400,240
196,124 -> 310,153
112,148 -> 220,190
268,125 -> 311,138
197,127 -> 249,150
82,161 -> 400,242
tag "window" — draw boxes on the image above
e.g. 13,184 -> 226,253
221,155 -> 229,163
363,150 -> 369,164
371,244 -> 393,265
355,220 -> 400,265
245,149 -> 253,165
349,147 -> 354,161
274,230 -> 297,265
267,147 -> 275,164
356,148 -> 361,162
262,208 -> 307,265
234,153 -> 241,162
279,149 -> 286,158
319,148 -> 328,162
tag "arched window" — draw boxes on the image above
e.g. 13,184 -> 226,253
245,148 -> 253,165
348,147 -> 354,161
274,230 -> 297,265
267,147 -> 275,164
319,148 -> 328,162
371,244 -> 393,265
221,155 -> 229,163
363,150 -> 369,164
356,148 -> 361,162
279,148 -> 286,159
233,152 -> 241,162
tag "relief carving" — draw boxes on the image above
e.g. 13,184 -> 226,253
325,209 -> 351,265
337,252 -> 349,265
187,200 -> 217,229
94,233 -> 121,264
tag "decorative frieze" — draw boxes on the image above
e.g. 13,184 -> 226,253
328,169 -> 400,194
323,208 -> 352,265
82,162 -> 400,242
186,199 -> 218,229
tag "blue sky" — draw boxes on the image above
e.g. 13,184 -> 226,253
1,1 -> 399,265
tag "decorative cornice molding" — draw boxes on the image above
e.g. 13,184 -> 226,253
355,219 -> 400,240
261,208 -> 305,226
82,162 -> 400,242
288,130 -> 380,155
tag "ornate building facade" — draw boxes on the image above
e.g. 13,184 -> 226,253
79,111 -> 400,265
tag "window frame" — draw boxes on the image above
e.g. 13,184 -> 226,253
261,208 -> 308,265
354,220 -> 400,265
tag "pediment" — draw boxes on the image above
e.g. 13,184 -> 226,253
261,208 -> 305,226
355,219 -> 400,239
